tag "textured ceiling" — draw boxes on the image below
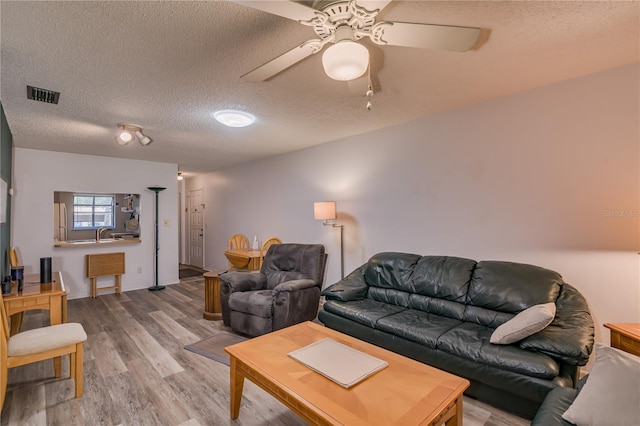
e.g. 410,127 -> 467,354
1,1 -> 638,175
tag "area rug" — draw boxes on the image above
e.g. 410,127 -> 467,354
184,332 -> 248,366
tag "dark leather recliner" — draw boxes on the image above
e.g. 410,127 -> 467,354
220,243 -> 327,337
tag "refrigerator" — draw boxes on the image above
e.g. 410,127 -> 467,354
54,202 -> 67,242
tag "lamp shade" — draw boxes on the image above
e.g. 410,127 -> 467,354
322,41 -> 369,81
135,130 -> 153,146
314,201 -> 337,221
115,130 -> 134,145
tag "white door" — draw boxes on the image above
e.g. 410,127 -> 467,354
178,192 -> 182,264
188,189 -> 204,268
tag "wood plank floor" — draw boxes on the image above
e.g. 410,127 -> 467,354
1,275 -> 529,426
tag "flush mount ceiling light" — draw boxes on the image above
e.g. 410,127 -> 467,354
213,110 -> 256,128
115,124 -> 153,146
322,27 -> 369,81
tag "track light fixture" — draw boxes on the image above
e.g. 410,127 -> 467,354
115,124 -> 153,146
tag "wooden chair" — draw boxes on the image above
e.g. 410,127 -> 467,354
7,247 -> 25,334
0,292 -> 87,410
8,247 -> 19,269
260,237 -> 282,268
227,234 -> 249,271
227,234 -> 249,251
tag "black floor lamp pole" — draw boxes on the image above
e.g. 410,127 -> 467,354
148,186 -> 166,291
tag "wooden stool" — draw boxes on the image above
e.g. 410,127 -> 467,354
203,270 -> 223,320
86,253 -> 125,298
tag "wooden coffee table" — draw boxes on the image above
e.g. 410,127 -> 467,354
225,321 -> 470,425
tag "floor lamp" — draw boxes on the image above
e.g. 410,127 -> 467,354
314,201 -> 344,279
148,186 -> 166,291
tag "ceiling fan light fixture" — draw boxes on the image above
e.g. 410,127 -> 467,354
214,110 -> 256,128
322,41 -> 369,81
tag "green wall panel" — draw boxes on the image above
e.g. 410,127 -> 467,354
1,102 -> 13,277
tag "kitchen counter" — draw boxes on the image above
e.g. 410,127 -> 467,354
54,238 -> 142,248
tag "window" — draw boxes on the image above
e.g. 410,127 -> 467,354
72,194 -> 115,229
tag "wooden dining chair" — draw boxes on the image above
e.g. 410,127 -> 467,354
6,247 -> 25,334
260,237 -> 282,268
227,234 -> 249,271
0,292 -> 87,410
8,247 -> 19,268
227,234 -> 249,251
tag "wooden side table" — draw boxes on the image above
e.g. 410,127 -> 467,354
604,323 -> 640,357
203,270 -> 223,320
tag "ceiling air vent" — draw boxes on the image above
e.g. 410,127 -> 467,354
27,85 -> 60,104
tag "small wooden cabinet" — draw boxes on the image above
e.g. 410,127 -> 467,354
604,323 -> 640,357
86,252 -> 125,298
203,270 -> 223,320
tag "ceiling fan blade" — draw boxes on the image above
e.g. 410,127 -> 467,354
230,0 -> 320,22
371,21 -> 481,52
241,39 -> 325,82
355,0 -> 393,13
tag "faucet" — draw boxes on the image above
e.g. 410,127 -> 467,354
96,227 -> 107,241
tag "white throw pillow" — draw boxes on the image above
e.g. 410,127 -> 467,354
490,302 -> 556,344
562,343 -> 640,426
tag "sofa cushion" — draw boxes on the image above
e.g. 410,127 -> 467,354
562,344 -> 640,425
368,287 -> 411,307
261,243 -> 326,289
409,294 -> 466,320
437,322 -> 560,379
463,305 -> 515,328
265,271 -> 307,290
376,309 -> 462,348
363,252 -> 421,290
490,303 -> 556,345
323,299 -> 406,328
228,290 -> 273,317
466,261 -> 562,314
411,256 -> 476,301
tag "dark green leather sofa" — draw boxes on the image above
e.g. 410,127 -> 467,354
530,376 -> 587,425
317,253 -> 594,419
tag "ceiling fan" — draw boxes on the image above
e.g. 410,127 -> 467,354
232,0 -> 481,95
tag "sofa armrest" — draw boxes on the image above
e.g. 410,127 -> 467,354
321,265 -> 369,302
220,272 -> 267,293
219,272 -> 267,326
520,283 -> 594,366
273,279 -> 316,294
273,281 -> 322,331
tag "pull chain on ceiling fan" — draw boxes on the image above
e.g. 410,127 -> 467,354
232,0 -> 481,95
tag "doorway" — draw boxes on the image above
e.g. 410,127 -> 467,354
188,188 -> 204,269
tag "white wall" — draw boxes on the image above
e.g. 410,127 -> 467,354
191,63 -> 639,344
12,149 -> 179,299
